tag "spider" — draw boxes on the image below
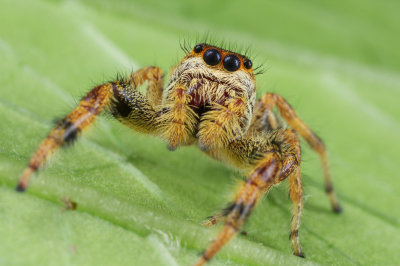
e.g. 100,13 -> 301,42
16,43 -> 342,265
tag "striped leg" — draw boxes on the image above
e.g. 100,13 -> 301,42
258,93 -> 342,213
289,167 -> 305,257
196,129 -> 303,264
277,130 -> 305,257
16,67 -> 164,191
16,83 -> 113,191
131,66 -> 164,106
195,152 -> 283,265
248,95 -> 279,133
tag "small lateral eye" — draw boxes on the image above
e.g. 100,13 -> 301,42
194,44 -> 203,53
203,49 -> 221,66
243,58 -> 253,69
223,54 -> 241,72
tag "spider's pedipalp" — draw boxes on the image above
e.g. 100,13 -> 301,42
157,82 -> 199,150
198,98 -> 247,150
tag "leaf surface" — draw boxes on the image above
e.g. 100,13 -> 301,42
0,0 -> 399,265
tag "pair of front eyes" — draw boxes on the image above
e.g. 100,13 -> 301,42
193,44 -> 252,72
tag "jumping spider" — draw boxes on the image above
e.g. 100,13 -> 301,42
16,43 -> 342,265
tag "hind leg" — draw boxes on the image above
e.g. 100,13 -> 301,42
254,92 -> 342,212
289,167 -> 305,257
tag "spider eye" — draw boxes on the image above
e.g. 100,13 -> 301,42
243,58 -> 253,69
194,44 -> 203,53
203,49 -> 221,66
223,54 -> 241,72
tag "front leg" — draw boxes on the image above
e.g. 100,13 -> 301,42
196,129 -> 303,265
195,152 -> 283,266
16,67 -> 163,191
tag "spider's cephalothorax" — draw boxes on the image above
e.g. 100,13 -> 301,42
159,43 -> 256,151
16,43 -> 342,265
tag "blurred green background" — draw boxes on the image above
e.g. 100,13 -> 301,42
1,0 -> 399,265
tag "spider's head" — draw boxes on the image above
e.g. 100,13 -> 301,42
189,43 -> 255,76
162,43 -> 258,150
167,43 -> 257,109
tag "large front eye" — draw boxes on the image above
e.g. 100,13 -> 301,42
203,49 -> 221,66
223,54 -> 241,72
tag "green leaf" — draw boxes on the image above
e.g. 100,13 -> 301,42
1,0 -> 399,265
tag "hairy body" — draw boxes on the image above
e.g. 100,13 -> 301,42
17,43 -> 341,265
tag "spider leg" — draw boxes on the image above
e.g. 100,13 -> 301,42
273,129 -> 305,257
196,129 -> 302,265
289,167 -> 305,257
112,67 -> 164,134
248,96 -> 280,132
16,67 -> 164,191
195,152 -> 282,266
256,93 -> 342,213
133,66 -> 164,106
